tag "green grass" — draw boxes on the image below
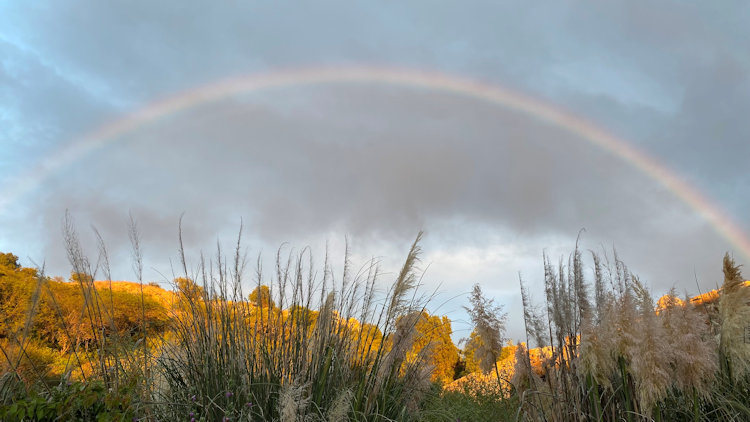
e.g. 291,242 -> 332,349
419,384 -> 517,422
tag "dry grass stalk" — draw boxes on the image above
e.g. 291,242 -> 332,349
660,290 -> 718,398
718,254 -> 750,382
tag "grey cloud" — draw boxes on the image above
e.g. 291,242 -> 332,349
24,85 -> 735,292
1,0 -> 748,341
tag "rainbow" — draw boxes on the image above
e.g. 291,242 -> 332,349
3,65 -> 749,261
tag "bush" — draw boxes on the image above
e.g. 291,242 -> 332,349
0,379 -> 138,422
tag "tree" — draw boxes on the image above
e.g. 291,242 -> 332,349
0,252 -> 20,272
407,311 -> 459,384
0,254 -> 35,340
462,330 -> 485,374
249,285 -> 275,308
175,277 -> 204,301
464,284 -> 507,384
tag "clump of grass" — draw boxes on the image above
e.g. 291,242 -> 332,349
628,277 -> 671,415
1,214 -> 444,421
418,382 -> 518,422
661,288 -> 717,400
514,241 -> 750,422
154,228 -> 435,421
4,214 -> 749,422
718,253 -> 750,383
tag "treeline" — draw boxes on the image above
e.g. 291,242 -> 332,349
0,252 -> 464,387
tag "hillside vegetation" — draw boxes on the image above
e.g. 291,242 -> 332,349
0,229 -> 748,421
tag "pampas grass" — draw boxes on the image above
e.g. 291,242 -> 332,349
3,215 -> 750,422
464,284 -> 507,376
660,290 -> 718,399
628,278 -> 671,415
327,388 -> 352,422
155,228 -> 435,421
0,218 -> 443,421
279,380 -> 310,422
514,243 -> 749,422
718,254 -> 750,383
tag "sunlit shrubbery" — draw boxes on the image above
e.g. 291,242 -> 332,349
444,345 -> 515,398
0,223 -> 466,421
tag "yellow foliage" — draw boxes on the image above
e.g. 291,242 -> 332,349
0,251 -> 466,389
248,285 -> 275,308
402,311 -> 459,384
446,343 -> 517,398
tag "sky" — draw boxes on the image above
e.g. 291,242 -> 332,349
1,1 -> 749,342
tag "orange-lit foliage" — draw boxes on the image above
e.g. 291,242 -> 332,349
2,250 -> 461,387
31,277 -> 171,354
403,311 -> 459,384
0,254 -> 173,379
689,290 -> 720,307
353,320 -> 383,359
248,285 -> 274,308
463,331 -> 515,375
656,294 -> 684,313
0,253 -> 40,337
448,342 -> 527,398
462,330 -> 486,374
446,347 -> 514,398
687,280 -> 749,307
174,277 -> 203,302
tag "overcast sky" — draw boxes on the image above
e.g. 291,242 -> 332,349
1,1 -> 749,341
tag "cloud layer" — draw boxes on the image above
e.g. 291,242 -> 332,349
1,1 -> 748,340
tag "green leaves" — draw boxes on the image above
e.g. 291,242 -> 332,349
0,380 -> 137,422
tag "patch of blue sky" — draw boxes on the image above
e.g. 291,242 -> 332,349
0,22 -> 135,113
544,57 -> 683,115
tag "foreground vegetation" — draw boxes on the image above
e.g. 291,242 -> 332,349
0,219 -> 748,421
510,246 -> 750,421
